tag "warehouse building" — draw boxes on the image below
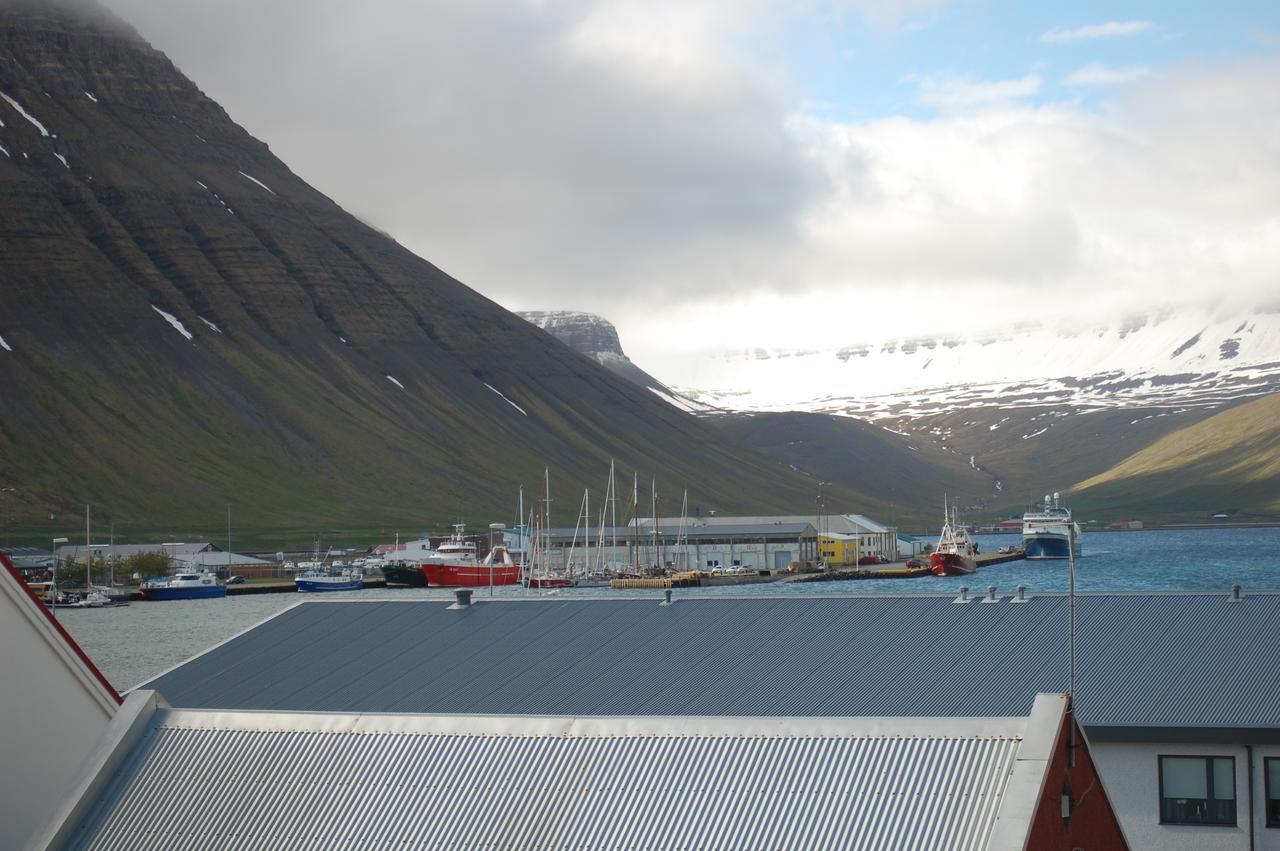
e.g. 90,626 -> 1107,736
537,520 -> 820,572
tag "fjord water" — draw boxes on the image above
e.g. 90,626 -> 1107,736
57,527 -> 1280,692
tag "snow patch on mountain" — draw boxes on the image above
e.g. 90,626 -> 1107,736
675,308 -> 1280,418
151,306 -> 192,341
0,91 -> 50,136
484,383 -> 528,416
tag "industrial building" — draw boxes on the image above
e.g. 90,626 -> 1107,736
133,591 -> 1280,849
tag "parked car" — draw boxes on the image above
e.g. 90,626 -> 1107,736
226,575 -> 245,585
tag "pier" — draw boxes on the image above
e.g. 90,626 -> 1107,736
790,550 -> 1026,583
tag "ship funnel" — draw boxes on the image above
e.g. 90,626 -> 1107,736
449,588 -> 473,609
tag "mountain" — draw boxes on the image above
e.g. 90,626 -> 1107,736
675,307 -> 1280,417
0,1 -> 841,546
710,411 -> 997,525
517,311 -> 707,413
1073,391 -> 1280,522
667,308 -> 1280,522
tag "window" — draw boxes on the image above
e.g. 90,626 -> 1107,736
1159,755 -> 1236,826
1267,758 -> 1280,828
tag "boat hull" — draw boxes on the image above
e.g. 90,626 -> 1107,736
422,562 -> 522,587
296,577 -> 363,592
141,585 -> 227,601
930,552 -> 977,576
381,563 -> 429,587
1023,533 -> 1080,560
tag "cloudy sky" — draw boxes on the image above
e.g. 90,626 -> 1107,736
104,0 -> 1280,382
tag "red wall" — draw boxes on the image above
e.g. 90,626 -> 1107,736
1028,709 -> 1129,850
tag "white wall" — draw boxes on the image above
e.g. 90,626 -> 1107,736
1092,740 -> 1280,851
0,571 -> 118,848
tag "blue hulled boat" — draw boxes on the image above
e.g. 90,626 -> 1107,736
141,572 -> 227,600
295,568 -> 363,592
1022,493 -> 1082,560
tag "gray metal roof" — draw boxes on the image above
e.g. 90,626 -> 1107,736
141,593 -> 1280,731
60,702 -> 1041,851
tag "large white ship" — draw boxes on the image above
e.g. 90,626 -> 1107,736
1022,493 -> 1083,560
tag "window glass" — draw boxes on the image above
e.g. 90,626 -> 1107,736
1163,757 -> 1208,798
1160,755 -> 1236,826
1268,758 -> 1280,827
1213,758 -> 1234,799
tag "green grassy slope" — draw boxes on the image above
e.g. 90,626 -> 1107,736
1071,392 -> 1280,522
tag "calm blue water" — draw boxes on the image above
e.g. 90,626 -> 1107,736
57,527 -> 1280,690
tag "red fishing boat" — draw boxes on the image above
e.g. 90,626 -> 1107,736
930,500 -> 978,576
420,524 -> 522,587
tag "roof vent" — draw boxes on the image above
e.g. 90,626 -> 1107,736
953,586 -> 970,603
449,588 -> 473,609
983,585 -> 999,602
1013,585 -> 1029,602
1230,584 -> 1243,602
660,589 -> 673,607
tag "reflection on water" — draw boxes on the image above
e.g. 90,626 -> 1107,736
57,527 -> 1280,691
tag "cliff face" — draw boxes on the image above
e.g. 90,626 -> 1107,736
0,1 -> 825,539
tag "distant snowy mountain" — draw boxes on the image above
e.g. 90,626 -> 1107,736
519,311 -> 712,413
675,307 -> 1280,419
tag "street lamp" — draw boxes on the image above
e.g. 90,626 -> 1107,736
50,536 -> 69,613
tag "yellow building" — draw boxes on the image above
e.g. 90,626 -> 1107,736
818,533 -> 861,567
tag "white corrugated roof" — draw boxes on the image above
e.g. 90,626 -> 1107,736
49,695 -> 1063,850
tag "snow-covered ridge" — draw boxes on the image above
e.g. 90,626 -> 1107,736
675,308 -> 1280,418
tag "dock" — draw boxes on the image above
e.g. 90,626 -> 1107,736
790,550 -> 1026,584
611,570 -> 788,590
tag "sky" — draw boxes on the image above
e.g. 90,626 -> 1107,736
102,0 -> 1280,383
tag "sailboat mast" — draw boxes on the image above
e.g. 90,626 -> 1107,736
85,504 -> 90,590
584,488 -> 591,576
651,480 -> 658,571
610,459 -> 618,552
632,471 -> 639,572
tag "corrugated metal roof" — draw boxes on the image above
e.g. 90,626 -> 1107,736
67,709 -> 1027,851
142,593 -> 1280,729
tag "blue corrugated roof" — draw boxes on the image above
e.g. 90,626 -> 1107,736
142,593 -> 1280,729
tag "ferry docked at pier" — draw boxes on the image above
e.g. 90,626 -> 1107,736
1022,493 -> 1082,560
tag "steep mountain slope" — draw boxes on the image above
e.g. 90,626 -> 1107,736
1073,392 -> 1280,522
517,311 -> 707,413
0,2 -> 836,545
710,411 -> 996,525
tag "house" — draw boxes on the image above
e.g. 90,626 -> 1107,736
134,591 -> 1280,848
31,688 -> 1125,849
0,553 -> 121,848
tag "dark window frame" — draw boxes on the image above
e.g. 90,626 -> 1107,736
1158,754 -> 1237,827
1266,756 -> 1280,828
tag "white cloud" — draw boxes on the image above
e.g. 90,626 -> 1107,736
1041,21 -> 1155,43
912,72 -> 1042,110
1064,63 -> 1152,87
